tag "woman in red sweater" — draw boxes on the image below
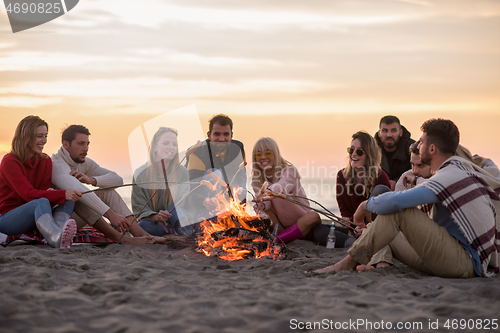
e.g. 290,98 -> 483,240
0,116 -> 81,248
336,131 -> 390,239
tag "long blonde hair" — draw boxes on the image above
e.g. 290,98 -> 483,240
11,115 -> 49,164
251,137 -> 293,188
146,127 -> 180,211
455,144 -> 484,166
343,131 -> 381,197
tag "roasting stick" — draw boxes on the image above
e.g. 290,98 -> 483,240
228,161 -> 247,188
287,193 -> 355,227
168,180 -> 213,213
170,140 -> 201,178
258,178 -> 355,229
82,142 -> 203,195
262,189 -> 356,231
80,181 -> 200,195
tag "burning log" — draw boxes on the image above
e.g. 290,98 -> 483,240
196,181 -> 286,261
198,215 -> 286,261
210,227 -> 267,242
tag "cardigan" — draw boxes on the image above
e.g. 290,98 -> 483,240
131,163 -> 190,222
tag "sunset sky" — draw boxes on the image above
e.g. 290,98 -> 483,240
1,0 -> 499,195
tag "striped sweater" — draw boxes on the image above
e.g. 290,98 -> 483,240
422,156 -> 500,276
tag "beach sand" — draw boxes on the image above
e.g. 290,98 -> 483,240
1,240 -> 499,333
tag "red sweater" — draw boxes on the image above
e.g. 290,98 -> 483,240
336,168 -> 390,220
0,153 -> 66,215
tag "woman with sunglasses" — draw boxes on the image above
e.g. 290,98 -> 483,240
131,127 -> 193,236
251,137 -> 321,244
0,115 -> 81,247
337,131 -> 390,231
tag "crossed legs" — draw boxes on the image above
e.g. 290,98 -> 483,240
315,207 -> 475,278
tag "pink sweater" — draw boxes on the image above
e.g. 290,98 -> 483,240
252,166 -> 310,228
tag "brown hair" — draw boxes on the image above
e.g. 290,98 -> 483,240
61,125 -> 90,144
209,114 -> 233,133
420,118 -> 459,155
11,115 -> 49,164
379,115 -> 401,128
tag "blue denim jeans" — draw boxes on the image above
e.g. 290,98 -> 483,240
138,205 -> 193,236
0,198 -> 75,236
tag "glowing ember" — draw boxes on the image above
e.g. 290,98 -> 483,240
197,186 -> 283,261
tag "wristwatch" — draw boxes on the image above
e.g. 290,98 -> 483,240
413,176 -> 419,186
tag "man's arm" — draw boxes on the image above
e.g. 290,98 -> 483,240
82,158 -> 123,188
52,156 -> 110,216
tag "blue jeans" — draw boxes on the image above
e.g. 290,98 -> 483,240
0,198 -> 75,236
139,205 -> 193,236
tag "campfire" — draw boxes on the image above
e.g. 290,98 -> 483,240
196,186 -> 285,261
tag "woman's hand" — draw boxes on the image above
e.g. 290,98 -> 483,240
65,190 -> 82,202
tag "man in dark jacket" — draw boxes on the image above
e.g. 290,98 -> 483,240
186,114 -> 246,222
374,115 -> 415,190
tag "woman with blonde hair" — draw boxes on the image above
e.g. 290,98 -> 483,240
336,131 -> 391,224
252,137 -> 320,243
0,115 -> 81,247
455,144 -> 500,180
132,127 -> 191,236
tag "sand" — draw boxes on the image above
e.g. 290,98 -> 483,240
1,240 -> 499,333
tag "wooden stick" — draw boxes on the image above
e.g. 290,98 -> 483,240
265,190 -> 356,231
80,181 -> 201,194
228,161 -> 247,188
168,180 -> 213,213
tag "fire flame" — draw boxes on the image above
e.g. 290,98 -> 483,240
197,186 -> 275,261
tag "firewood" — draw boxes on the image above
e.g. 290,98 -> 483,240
210,228 -> 266,242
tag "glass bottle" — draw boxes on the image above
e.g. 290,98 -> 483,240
326,222 -> 336,249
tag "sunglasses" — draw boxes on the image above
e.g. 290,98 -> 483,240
255,151 -> 273,160
347,147 -> 364,156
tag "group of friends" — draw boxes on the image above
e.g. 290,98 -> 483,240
0,114 -> 499,279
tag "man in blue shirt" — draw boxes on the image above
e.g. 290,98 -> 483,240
315,118 -> 500,278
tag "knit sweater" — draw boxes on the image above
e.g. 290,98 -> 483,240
252,166 -> 310,228
52,146 -> 123,216
422,156 -> 500,276
131,163 -> 190,221
336,169 -> 391,220
0,153 -> 66,215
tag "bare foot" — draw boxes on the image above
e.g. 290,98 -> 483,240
122,236 -> 155,245
312,255 -> 359,274
356,261 -> 391,272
